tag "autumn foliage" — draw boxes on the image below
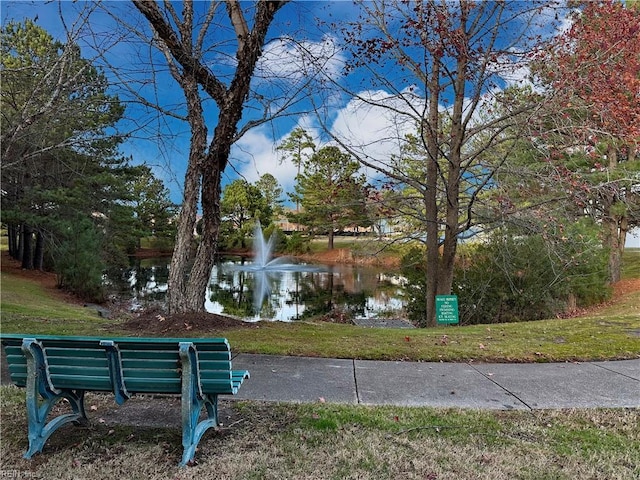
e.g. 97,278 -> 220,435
541,0 -> 640,141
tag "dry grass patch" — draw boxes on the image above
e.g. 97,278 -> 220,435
1,387 -> 638,480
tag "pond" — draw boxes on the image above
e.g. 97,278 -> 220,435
105,256 -> 406,322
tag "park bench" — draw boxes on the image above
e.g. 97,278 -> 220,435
0,334 -> 249,466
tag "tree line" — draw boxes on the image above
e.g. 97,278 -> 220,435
1,20 -> 176,299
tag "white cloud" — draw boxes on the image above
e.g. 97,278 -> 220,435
229,117 -> 322,199
257,34 -> 345,83
328,89 -> 422,176
492,50 -> 534,88
229,128 -> 282,182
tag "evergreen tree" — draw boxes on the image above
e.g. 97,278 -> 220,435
255,173 -> 284,216
220,179 -> 272,249
289,146 -> 370,249
0,20 -> 166,299
130,166 -> 178,249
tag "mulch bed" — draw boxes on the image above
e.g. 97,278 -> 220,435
119,309 -> 261,336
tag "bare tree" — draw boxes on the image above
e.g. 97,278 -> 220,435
126,0 -> 288,313
319,0 -> 560,326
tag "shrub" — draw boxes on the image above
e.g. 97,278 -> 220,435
283,231 -> 311,254
51,217 -> 105,302
399,246 -> 429,326
400,221 -> 610,325
454,223 -> 610,324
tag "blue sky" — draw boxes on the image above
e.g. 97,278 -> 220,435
4,1 -> 639,248
2,1 -> 361,204
2,1 -> 558,200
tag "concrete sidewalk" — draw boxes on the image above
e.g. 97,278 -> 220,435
231,354 -> 640,410
1,347 -> 638,410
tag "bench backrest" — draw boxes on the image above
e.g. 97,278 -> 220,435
1,334 -> 238,395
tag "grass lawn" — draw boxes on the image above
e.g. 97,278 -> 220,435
623,249 -> 640,278
1,389 -> 638,480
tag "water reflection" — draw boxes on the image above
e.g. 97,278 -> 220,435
105,257 -> 405,321
104,257 -> 170,305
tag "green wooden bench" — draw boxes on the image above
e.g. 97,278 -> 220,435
0,334 -> 249,466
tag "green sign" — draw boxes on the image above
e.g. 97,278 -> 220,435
436,295 -> 459,325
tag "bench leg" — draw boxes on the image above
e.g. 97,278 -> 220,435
180,393 -> 218,466
22,339 -> 89,458
24,389 -> 89,458
179,342 -> 220,466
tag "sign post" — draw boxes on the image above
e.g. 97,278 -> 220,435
436,295 -> 459,325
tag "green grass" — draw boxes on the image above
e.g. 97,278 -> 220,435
623,248 -> 640,279
0,271 -> 114,336
226,314 -> 639,362
1,389 -> 638,479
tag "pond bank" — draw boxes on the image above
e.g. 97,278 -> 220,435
134,246 -> 401,269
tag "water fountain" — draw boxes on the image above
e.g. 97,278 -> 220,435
227,221 -> 323,314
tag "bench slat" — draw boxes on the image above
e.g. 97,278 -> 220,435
116,349 -> 230,361
121,378 -> 182,393
49,375 -> 113,391
121,358 -> 178,369
199,360 -> 233,370
49,365 -> 110,377
43,348 -> 109,359
199,371 -> 235,380
122,369 -> 180,380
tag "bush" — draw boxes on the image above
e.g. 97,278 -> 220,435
399,246 -> 429,326
454,223 -> 610,324
263,224 -> 288,253
400,222 -> 610,325
283,231 -> 311,254
51,217 -> 105,302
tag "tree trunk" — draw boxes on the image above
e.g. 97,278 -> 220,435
439,45 -> 467,297
16,223 -> 24,262
7,223 -> 18,258
182,165 -> 223,312
424,175 -> 439,328
166,163 -> 201,313
439,211 -> 458,295
135,0 -> 285,314
33,229 -> 45,270
423,56 -> 442,327
21,224 -> 34,270
607,228 -> 622,284
604,214 -> 626,284
166,74 -> 207,314
602,144 -> 625,284
171,104 -> 240,313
